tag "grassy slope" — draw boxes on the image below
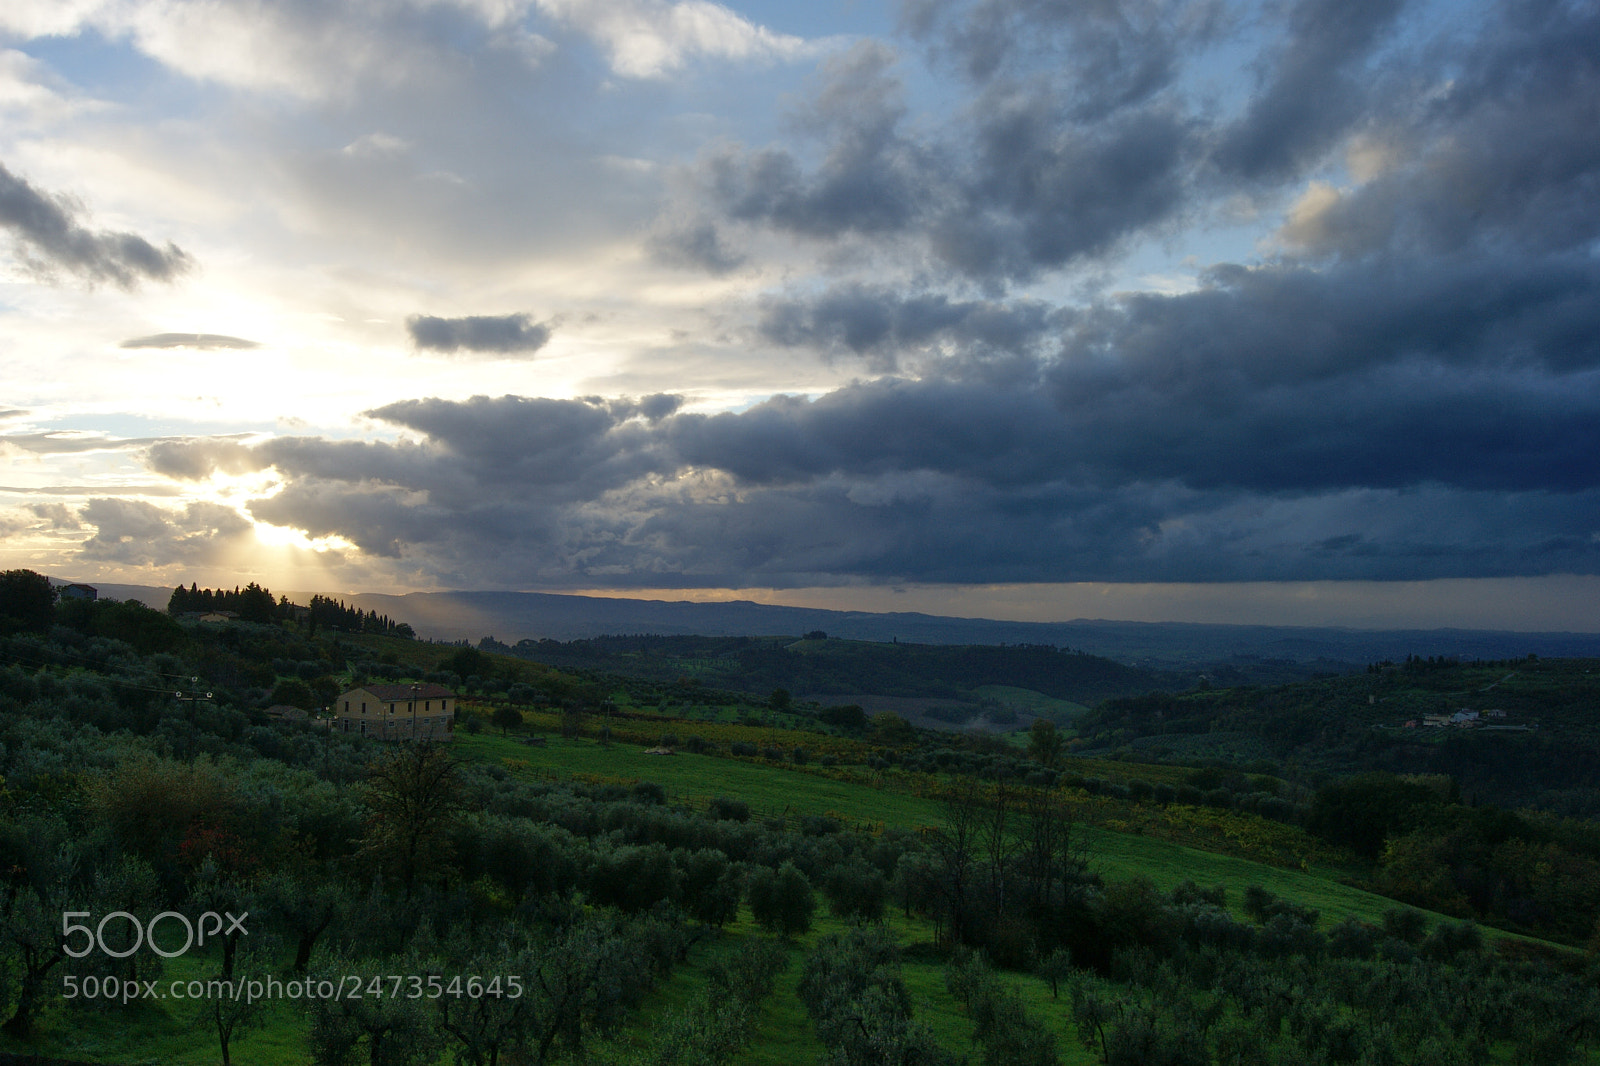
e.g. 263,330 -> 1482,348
459,732 -> 1448,930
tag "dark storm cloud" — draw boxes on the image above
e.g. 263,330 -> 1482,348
405,313 -> 552,355
931,97 -> 1193,282
1280,0 -> 1600,260
0,161 -> 192,288
689,33 -> 1195,283
120,333 -> 261,350
360,395 -> 671,497
188,242 -> 1600,586
686,0 -> 1595,286
1212,0 -> 1407,181
758,283 -> 1059,368
708,42 -> 935,241
899,0 -> 1204,116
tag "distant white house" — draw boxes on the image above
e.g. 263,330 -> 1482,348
60,583 -> 97,601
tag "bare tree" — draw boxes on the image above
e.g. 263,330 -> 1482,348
360,744 -> 463,898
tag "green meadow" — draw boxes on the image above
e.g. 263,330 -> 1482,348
458,732 -> 1457,932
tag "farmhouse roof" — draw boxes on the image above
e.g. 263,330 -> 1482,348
347,683 -> 456,701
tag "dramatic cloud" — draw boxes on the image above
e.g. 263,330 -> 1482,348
7,0 -> 1599,617
28,502 -> 79,530
1275,0 -> 1600,260
1212,0 -> 1407,181
901,0 -> 1198,109
758,283 -> 1060,369
707,42 -> 932,242
77,498 -> 253,566
690,36 -> 1197,283
120,333 -> 261,350
406,313 -> 552,356
0,160 -> 191,287
144,439 -> 263,481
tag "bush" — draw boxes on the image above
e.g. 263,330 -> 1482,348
630,781 -> 667,806
709,796 -> 750,822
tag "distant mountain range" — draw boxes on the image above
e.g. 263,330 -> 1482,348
78,582 -> 1600,669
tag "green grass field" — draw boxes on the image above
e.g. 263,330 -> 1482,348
458,732 -> 1456,931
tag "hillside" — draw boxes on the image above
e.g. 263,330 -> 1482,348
495,633 -> 1170,727
4,576 -> 1600,1064
1076,655 -> 1600,812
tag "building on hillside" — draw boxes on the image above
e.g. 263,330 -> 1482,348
335,683 -> 456,741
60,583 -> 98,601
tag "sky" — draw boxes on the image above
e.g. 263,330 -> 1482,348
1,0 -> 1597,631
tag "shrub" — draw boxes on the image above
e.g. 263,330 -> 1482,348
630,781 -> 667,806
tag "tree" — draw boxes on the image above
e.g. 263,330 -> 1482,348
1028,719 -> 1064,768
559,701 -> 588,739
442,646 -> 493,682
925,778 -> 984,946
90,599 -> 187,653
271,677 -> 316,709
205,932 -> 274,1065
823,858 -> 888,925
262,867 -> 351,974
946,950 -> 1059,1066
0,817 -> 78,1038
1037,948 -> 1073,999
799,928 -> 955,1066
0,569 -> 56,634
361,744 -> 463,898
492,704 -> 522,735
309,951 -> 444,1066
747,862 -> 814,937
871,712 -> 915,747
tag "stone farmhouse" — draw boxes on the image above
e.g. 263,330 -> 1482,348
335,682 -> 456,741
